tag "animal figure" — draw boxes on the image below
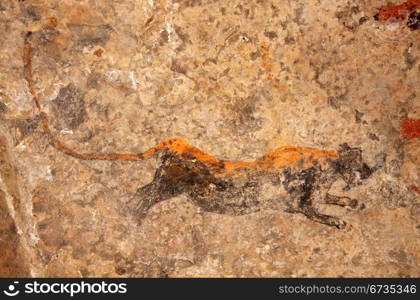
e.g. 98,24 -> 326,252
23,32 -> 378,229
127,140 -> 378,229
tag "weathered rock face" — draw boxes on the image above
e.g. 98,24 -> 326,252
0,0 -> 418,277
0,191 -> 29,277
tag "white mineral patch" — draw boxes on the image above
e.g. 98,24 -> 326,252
105,70 -> 138,89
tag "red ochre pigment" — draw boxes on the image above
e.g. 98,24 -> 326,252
400,119 -> 420,140
408,185 -> 420,195
375,0 -> 419,22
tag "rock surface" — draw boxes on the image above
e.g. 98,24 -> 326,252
0,0 -> 418,277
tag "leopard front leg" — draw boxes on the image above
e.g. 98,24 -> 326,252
324,193 -> 358,209
300,206 -> 347,229
299,171 -> 362,229
282,167 -> 348,229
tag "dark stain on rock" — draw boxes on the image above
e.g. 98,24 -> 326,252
69,24 -> 113,49
359,16 -> 369,25
114,253 -> 135,276
355,109 -> 364,123
407,11 -> 420,30
335,6 -> 362,31
22,4 -> 41,21
389,249 -> 411,265
264,31 -> 278,40
160,29 -> 169,44
250,50 -> 260,60
411,203 -> 420,218
0,101 -> 6,114
13,115 -> 40,142
52,84 -> 86,129
284,34 -> 295,45
228,95 -> 262,134
293,5 -> 304,24
403,42 -> 417,71
327,96 -> 341,110
170,59 -> 187,74
368,133 -> 380,141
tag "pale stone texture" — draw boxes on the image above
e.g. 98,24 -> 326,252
0,0 -> 418,277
